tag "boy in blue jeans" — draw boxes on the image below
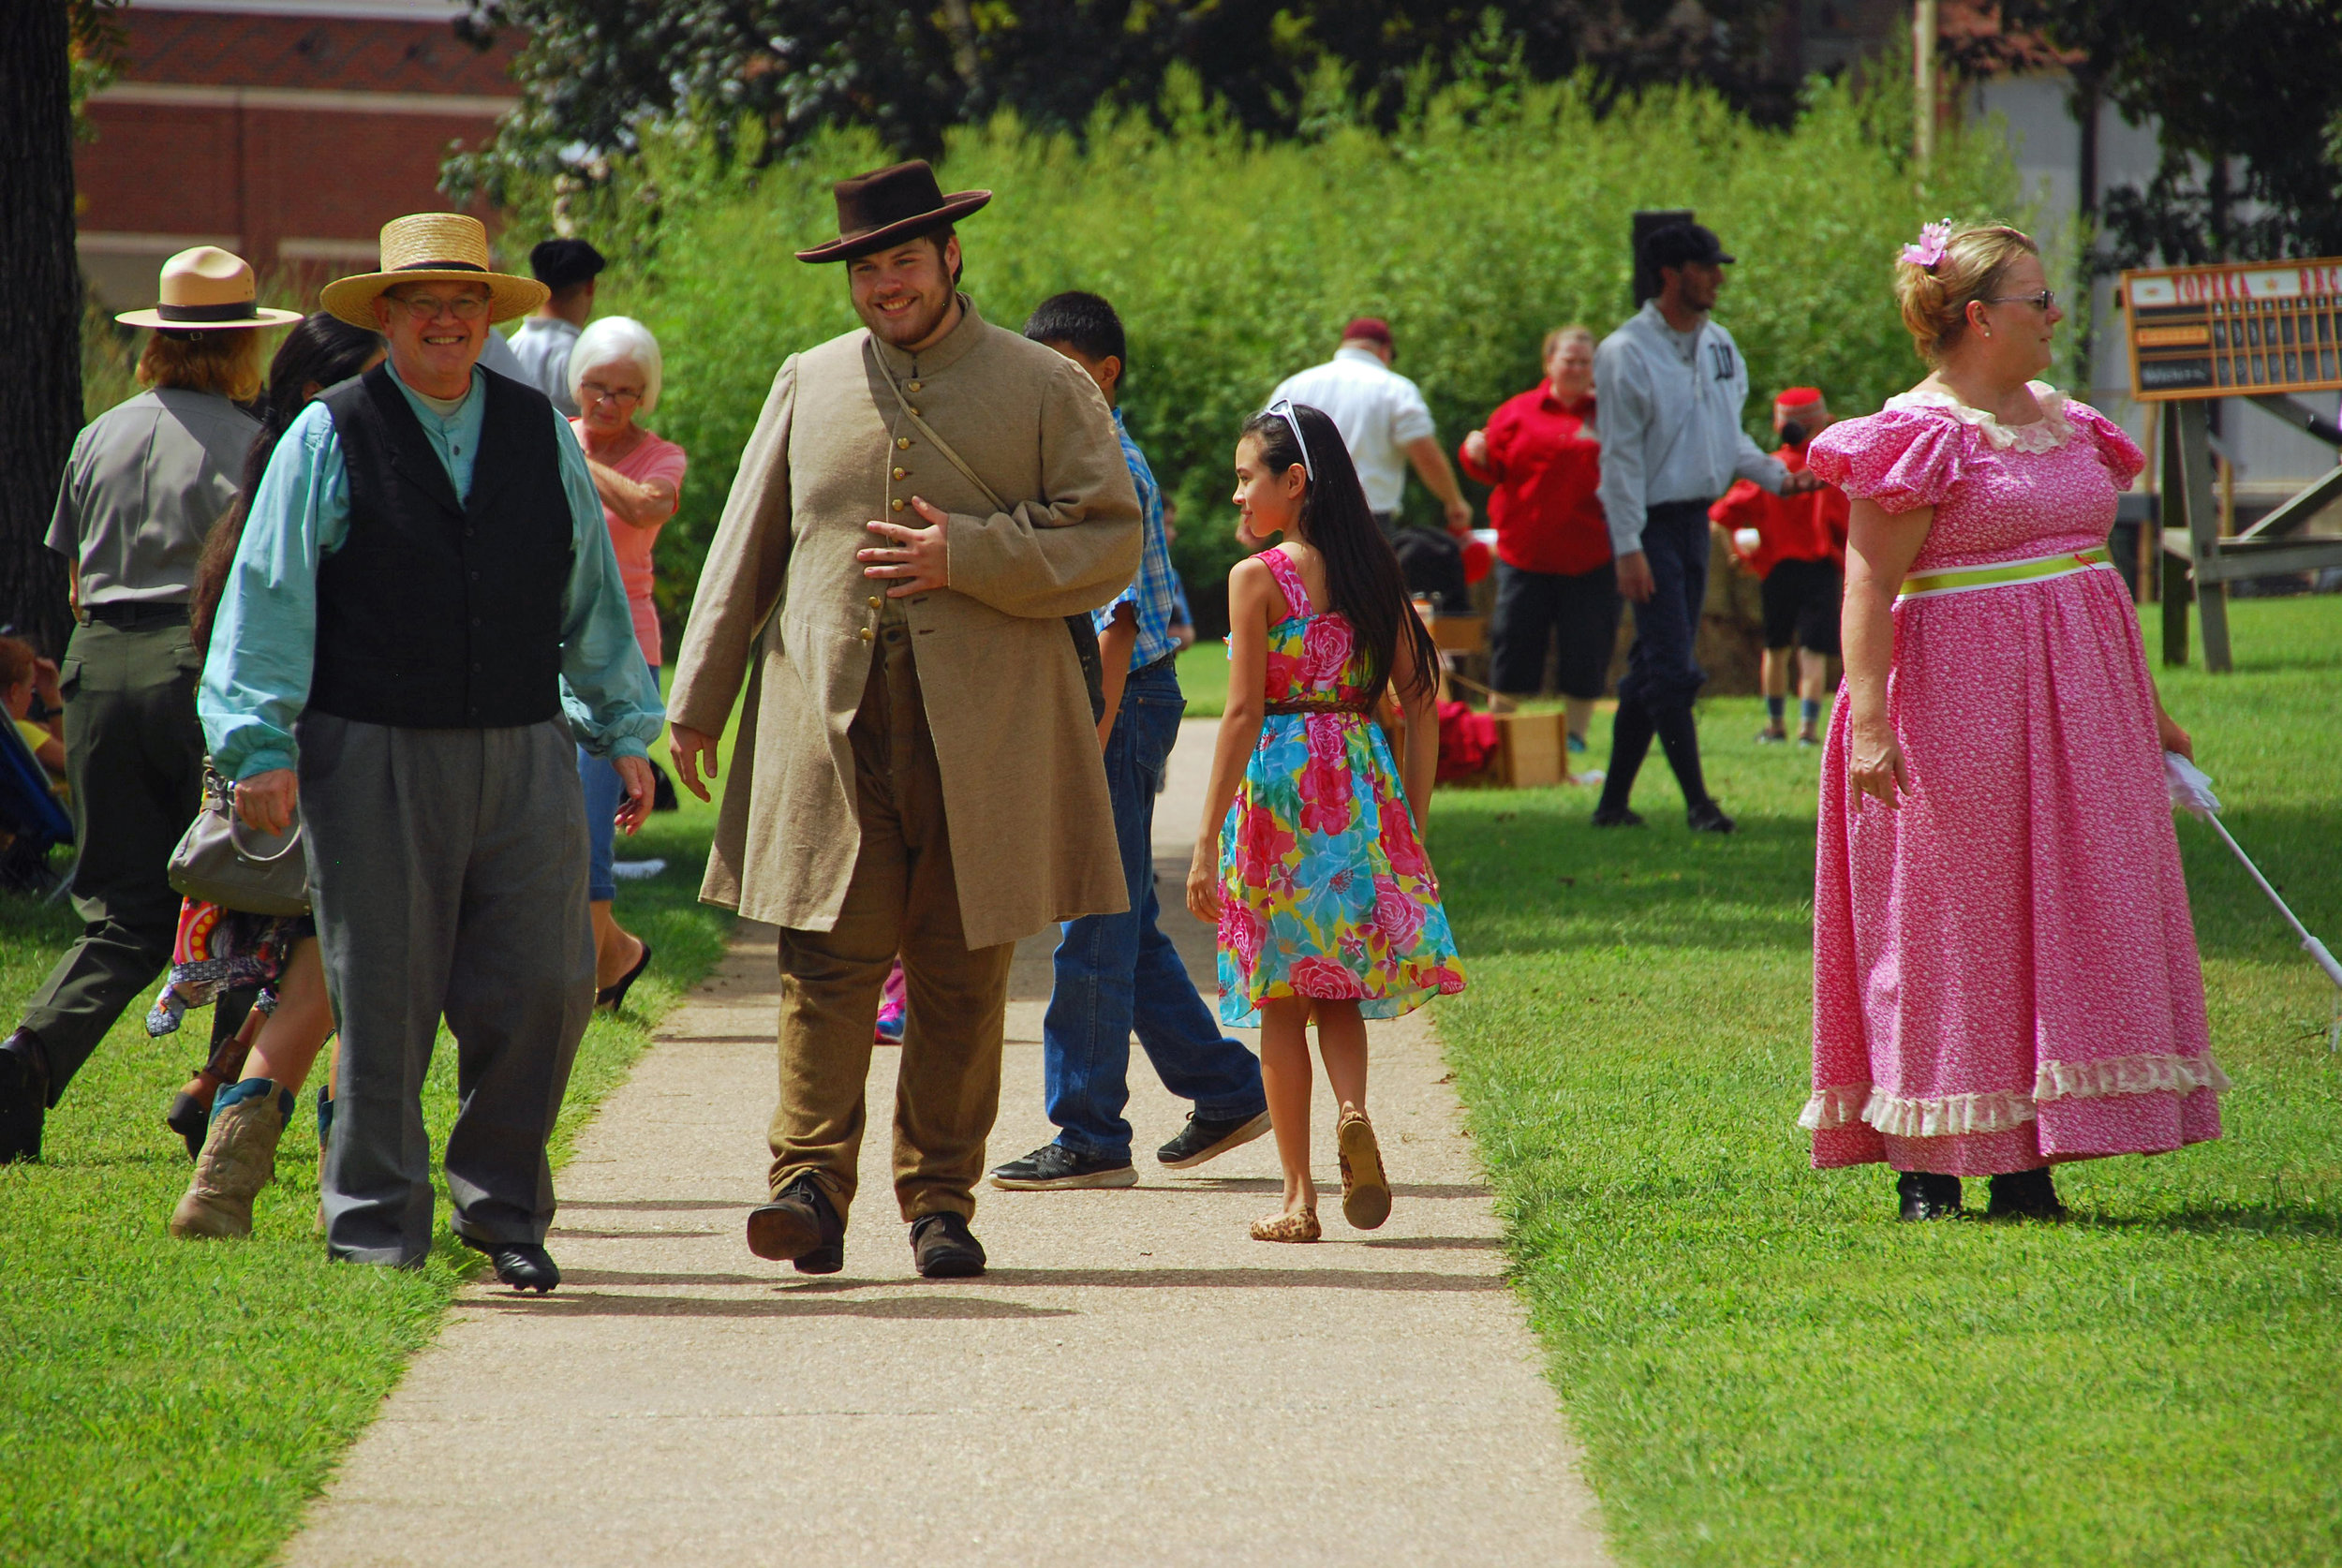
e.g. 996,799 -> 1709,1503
990,293 -> 1270,1190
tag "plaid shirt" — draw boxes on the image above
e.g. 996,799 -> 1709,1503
1097,408 -> 1181,671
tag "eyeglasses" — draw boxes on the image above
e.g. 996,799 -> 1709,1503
1265,398 -> 1314,480
579,381 -> 642,407
1985,289 -> 2057,312
387,291 -> 491,322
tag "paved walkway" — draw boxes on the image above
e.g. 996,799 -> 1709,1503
285,720 -> 1609,1567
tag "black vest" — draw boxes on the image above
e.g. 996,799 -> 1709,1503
311,364 -> 573,729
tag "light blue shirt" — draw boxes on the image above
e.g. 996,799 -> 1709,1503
200,359 -> 665,780
1096,408 -> 1181,671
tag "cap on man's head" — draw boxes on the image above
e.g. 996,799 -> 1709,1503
530,238 -> 607,292
1640,221 -> 1735,274
1775,386 -> 1827,416
1341,317 -> 1394,357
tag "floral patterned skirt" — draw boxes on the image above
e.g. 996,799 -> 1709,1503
1215,711 -> 1464,1027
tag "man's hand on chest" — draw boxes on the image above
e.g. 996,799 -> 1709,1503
859,495 -> 952,597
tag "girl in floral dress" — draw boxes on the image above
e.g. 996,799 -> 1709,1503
1801,223 -> 2223,1221
1186,402 -> 1465,1243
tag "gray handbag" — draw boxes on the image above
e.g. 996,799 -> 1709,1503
167,767 -> 311,916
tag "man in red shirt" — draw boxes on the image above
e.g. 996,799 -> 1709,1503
1460,324 -> 1616,751
1710,386 -> 1848,746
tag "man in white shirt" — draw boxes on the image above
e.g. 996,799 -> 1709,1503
507,238 -> 605,417
1591,221 -> 1821,836
1270,318 -> 1473,537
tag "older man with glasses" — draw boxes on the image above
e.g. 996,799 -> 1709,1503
200,214 -> 664,1289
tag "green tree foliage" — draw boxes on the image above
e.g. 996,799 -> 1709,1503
1991,0 -> 2342,262
443,0 -> 1804,205
544,72 -> 2019,640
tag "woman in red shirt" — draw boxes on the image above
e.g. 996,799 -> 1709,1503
1460,324 -> 1617,750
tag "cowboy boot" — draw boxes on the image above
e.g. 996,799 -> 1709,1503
170,1080 -> 290,1239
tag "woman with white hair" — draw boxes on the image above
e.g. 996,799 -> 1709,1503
567,315 -> 686,1010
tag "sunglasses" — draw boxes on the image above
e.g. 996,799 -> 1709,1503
1985,288 -> 2057,313
1265,398 -> 1314,480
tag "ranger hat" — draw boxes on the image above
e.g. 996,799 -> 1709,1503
114,246 -> 302,332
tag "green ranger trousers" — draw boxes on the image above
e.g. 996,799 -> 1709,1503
17,614 -> 210,1102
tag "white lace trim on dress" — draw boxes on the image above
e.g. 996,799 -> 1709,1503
1800,1053 -> 2228,1137
1887,379 -> 2073,453
2033,1053 -> 2231,1102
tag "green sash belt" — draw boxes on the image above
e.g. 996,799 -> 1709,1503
1899,545 -> 2113,602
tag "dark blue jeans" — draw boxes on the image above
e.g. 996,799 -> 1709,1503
1613,500 -> 1712,716
1043,662 -> 1266,1163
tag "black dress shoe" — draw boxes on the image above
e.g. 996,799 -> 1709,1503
1895,1170 -> 1964,1220
910,1211 -> 986,1279
1157,1109 -> 1274,1170
1685,799 -> 1737,835
1986,1166 -> 2068,1220
746,1174 -> 845,1273
462,1235 -> 561,1293
1591,806 -> 1644,828
988,1141 -> 1137,1190
0,1033 -> 50,1164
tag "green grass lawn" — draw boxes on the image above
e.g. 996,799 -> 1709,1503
1431,595 -> 2342,1567
0,767 -> 734,1567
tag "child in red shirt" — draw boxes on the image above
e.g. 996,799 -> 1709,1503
1710,387 -> 1849,745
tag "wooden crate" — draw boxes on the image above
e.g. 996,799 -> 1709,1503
1427,613 -> 1486,654
1491,710 -> 1567,788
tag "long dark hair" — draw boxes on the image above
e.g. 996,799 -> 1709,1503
1241,403 -> 1440,711
191,314 -> 383,652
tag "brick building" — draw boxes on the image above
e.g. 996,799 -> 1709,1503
75,0 -> 519,309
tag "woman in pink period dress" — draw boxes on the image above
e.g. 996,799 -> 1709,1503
1800,223 -> 2225,1221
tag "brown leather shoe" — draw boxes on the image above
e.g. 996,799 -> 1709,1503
909,1211 -> 986,1278
747,1175 -> 844,1273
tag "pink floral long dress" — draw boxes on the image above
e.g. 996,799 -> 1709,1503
1216,548 -> 1466,1027
1800,383 -> 2225,1176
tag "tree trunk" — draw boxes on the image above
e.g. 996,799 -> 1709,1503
0,1 -> 82,657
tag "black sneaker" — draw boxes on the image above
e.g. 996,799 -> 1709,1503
1685,800 -> 1737,834
746,1173 -> 846,1273
1157,1109 -> 1273,1170
988,1142 -> 1138,1190
910,1211 -> 986,1278
1591,806 -> 1644,828
461,1235 -> 562,1294
0,1034 -> 49,1164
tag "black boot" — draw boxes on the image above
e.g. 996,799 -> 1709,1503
1895,1170 -> 1963,1220
1986,1165 -> 2068,1220
1,1030 -> 51,1163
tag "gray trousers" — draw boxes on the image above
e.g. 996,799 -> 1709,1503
300,713 -> 594,1265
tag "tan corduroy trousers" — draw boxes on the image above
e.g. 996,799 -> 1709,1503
768,620 -> 1015,1222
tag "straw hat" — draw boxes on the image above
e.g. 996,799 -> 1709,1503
113,246 -> 302,332
319,214 -> 549,329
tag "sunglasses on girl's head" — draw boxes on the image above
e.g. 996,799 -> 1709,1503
1265,398 -> 1314,480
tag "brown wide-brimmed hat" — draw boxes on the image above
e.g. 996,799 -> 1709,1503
113,246 -> 303,332
794,160 -> 991,264
319,214 -> 549,329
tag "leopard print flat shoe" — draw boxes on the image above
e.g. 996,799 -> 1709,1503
1250,1207 -> 1322,1243
1337,1102 -> 1391,1230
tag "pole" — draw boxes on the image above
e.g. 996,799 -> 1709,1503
2161,408 -> 2190,665
1913,0 -> 1938,176
2173,401 -> 2232,673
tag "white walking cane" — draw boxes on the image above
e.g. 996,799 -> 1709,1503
2166,751 -> 2342,1050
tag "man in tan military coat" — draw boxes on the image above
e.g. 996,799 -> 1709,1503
667,162 -> 1141,1279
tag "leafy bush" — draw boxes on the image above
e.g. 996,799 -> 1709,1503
537,69 -> 2025,640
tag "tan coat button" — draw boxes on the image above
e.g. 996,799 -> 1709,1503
859,627 -> 874,642
897,436 -> 911,450
908,380 -> 923,392
905,406 -> 919,417
867,596 -> 882,610
893,466 -> 907,480
891,498 -> 906,511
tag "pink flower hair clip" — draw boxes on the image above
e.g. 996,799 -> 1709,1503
1900,219 -> 1953,271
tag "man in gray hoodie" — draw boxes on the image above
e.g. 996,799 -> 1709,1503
1591,221 -> 1822,833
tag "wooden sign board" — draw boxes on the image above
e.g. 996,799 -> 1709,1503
2120,259 -> 2342,402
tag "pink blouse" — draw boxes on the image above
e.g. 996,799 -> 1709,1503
571,420 -> 687,666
